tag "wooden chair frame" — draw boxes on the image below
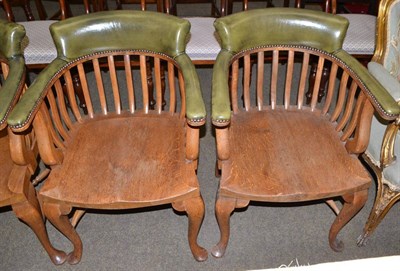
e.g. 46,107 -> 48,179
211,8 -> 400,258
8,11 -> 207,264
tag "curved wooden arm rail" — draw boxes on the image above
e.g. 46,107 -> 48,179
8,10 -> 207,265
0,20 -> 67,265
211,8 -> 400,258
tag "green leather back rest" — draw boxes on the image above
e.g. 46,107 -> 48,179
214,8 -> 349,54
0,19 -> 26,129
50,10 -> 190,60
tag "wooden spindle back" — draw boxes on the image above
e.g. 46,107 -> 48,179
41,50 -> 185,150
229,46 -> 370,143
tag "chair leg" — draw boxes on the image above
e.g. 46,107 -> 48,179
357,183 -> 400,246
226,0 -> 233,15
215,160 -> 221,177
61,75 -> 87,115
22,0 -> 35,20
211,196 -> 236,258
210,0 -> 220,17
34,0 -> 47,19
42,202 -> 83,265
72,74 -> 88,114
148,61 -> 166,110
329,189 -> 368,252
172,196 -> 208,262
11,183 -> 67,265
306,64 -> 330,104
116,0 -> 123,9
283,0 -> 290,7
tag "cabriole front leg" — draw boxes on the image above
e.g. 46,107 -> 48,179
329,190 -> 368,252
211,195 -> 236,258
172,195 -> 208,262
12,182 -> 67,265
42,202 -> 83,264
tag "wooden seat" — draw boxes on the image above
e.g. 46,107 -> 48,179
41,114 -> 198,208
0,20 -> 67,265
222,109 -> 370,201
8,10 -> 207,264
211,8 -> 400,258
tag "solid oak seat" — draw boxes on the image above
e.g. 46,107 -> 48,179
220,109 -> 371,202
40,113 -> 200,209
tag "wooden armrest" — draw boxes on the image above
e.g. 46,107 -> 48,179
7,59 -> 67,132
175,54 -> 206,126
0,56 -> 25,129
212,50 -> 233,127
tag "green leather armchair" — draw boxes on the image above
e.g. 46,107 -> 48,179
211,8 -> 399,258
8,10 -> 207,264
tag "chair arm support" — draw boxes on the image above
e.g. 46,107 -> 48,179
7,59 -> 68,132
8,128 -> 37,173
212,50 -> 233,127
380,120 -> 399,168
0,56 -> 25,129
215,127 -> 230,160
175,54 -> 206,126
185,124 -> 200,161
334,50 -> 400,120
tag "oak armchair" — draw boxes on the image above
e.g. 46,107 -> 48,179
8,10 -> 207,264
211,8 -> 400,257
357,0 -> 400,246
0,20 -> 67,265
